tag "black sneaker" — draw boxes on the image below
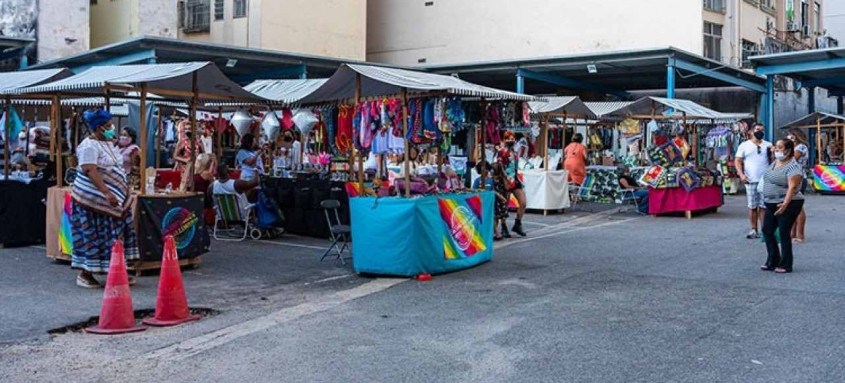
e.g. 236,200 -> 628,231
512,224 -> 526,237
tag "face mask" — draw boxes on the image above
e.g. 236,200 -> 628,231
774,151 -> 786,161
753,131 -> 765,140
102,127 -> 116,140
118,136 -> 131,147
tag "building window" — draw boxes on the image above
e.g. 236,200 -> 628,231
703,0 -> 725,12
760,0 -> 775,14
214,0 -> 224,20
233,0 -> 247,18
703,22 -> 723,61
183,0 -> 211,33
741,40 -> 759,68
813,2 -> 821,33
801,0 -> 809,28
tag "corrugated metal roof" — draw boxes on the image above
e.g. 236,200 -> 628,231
528,96 -> 596,118
300,64 -> 540,103
244,79 -> 327,104
12,62 -> 262,101
584,101 -> 634,117
0,68 -> 73,95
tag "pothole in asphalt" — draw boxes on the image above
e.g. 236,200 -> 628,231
47,307 -> 221,335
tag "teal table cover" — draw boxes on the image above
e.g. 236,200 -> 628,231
350,191 -> 495,276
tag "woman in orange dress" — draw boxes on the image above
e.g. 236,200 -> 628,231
563,133 -> 588,185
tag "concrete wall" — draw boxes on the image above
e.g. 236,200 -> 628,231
260,0 -> 366,59
136,0 -> 178,39
824,0 -> 844,42
367,0 -> 703,66
37,0 -> 89,62
90,0 -> 134,48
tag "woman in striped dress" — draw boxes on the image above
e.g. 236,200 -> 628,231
760,138 -> 804,274
71,109 -> 139,288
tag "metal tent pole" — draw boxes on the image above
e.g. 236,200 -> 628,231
3,97 -> 10,178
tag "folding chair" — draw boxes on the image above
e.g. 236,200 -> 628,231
320,199 -> 351,265
568,174 -> 595,207
619,189 -> 647,215
213,194 -> 257,241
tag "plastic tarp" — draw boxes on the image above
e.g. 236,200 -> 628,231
522,169 -> 571,210
244,79 -> 328,104
584,101 -> 635,118
528,96 -> 596,119
13,62 -> 263,102
300,64 -> 539,104
350,191 -> 494,276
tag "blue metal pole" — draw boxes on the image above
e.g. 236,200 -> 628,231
808,86 -> 816,113
765,75 -> 775,140
516,72 -> 525,94
666,63 -> 676,99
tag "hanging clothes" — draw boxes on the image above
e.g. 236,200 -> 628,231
336,104 -> 354,153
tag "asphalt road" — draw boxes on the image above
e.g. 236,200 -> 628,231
1,194 -> 843,382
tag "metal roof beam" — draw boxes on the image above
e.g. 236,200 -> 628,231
72,49 -> 157,73
755,57 -> 845,75
229,64 -> 307,84
516,69 -> 630,99
669,57 -> 766,93
798,77 -> 845,88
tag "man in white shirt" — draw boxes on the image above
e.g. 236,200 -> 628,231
735,123 -> 772,239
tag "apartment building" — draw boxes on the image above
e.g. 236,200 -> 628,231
174,0 -> 367,60
366,0 -> 830,68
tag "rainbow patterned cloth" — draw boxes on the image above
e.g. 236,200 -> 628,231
812,164 -> 845,193
59,193 -> 74,256
439,194 -> 487,260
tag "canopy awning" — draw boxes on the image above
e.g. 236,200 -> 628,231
299,64 -> 540,103
0,68 -> 73,95
244,79 -> 328,104
780,112 -> 845,129
12,62 -> 263,101
584,101 -> 635,118
528,96 -> 596,118
606,96 -> 752,120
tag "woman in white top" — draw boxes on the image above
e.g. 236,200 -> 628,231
70,109 -> 139,288
787,129 -> 809,243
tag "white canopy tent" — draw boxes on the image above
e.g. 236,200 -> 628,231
1,68 -> 75,178
13,62 -> 265,191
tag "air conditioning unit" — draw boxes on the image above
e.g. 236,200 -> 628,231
802,24 -> 811,37
786,21 -> 799,32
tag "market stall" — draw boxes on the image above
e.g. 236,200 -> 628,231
524,96 -> 596,213
0,68 -> 74,247
780,112 -> 845,194
15,62 -> 263,269
298,64 -> 538,276
602,97 -> 752,217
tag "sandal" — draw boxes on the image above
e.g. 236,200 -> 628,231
128,275 -> 137,286
774,268 -> 791,274
792,238 -> 804,243
760,265 -> 775,271
76,275 -> 101,289
493,235 -> 503,241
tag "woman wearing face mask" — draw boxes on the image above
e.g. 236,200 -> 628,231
117,127 -> 141,190
786,129 -> 809,243
70,109 -> 138,288
760,138 -> 804,274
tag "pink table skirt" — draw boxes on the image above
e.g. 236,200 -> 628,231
648,185 -> 723,215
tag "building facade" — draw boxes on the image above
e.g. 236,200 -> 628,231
176,0 -> 367,60
367,0 -> 829,68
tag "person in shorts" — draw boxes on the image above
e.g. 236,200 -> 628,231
735,123 -> 772,239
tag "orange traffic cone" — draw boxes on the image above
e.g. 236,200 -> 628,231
143,236 -> 200,326
86,240 -> 147,334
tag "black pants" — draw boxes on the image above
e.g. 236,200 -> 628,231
762,199 -> 804,271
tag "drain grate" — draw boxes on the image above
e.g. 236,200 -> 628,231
47,307 -> 220,335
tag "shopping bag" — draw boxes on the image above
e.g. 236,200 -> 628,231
255,190 -> 285,229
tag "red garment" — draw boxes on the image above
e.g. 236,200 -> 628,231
336,105 -> 354,153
